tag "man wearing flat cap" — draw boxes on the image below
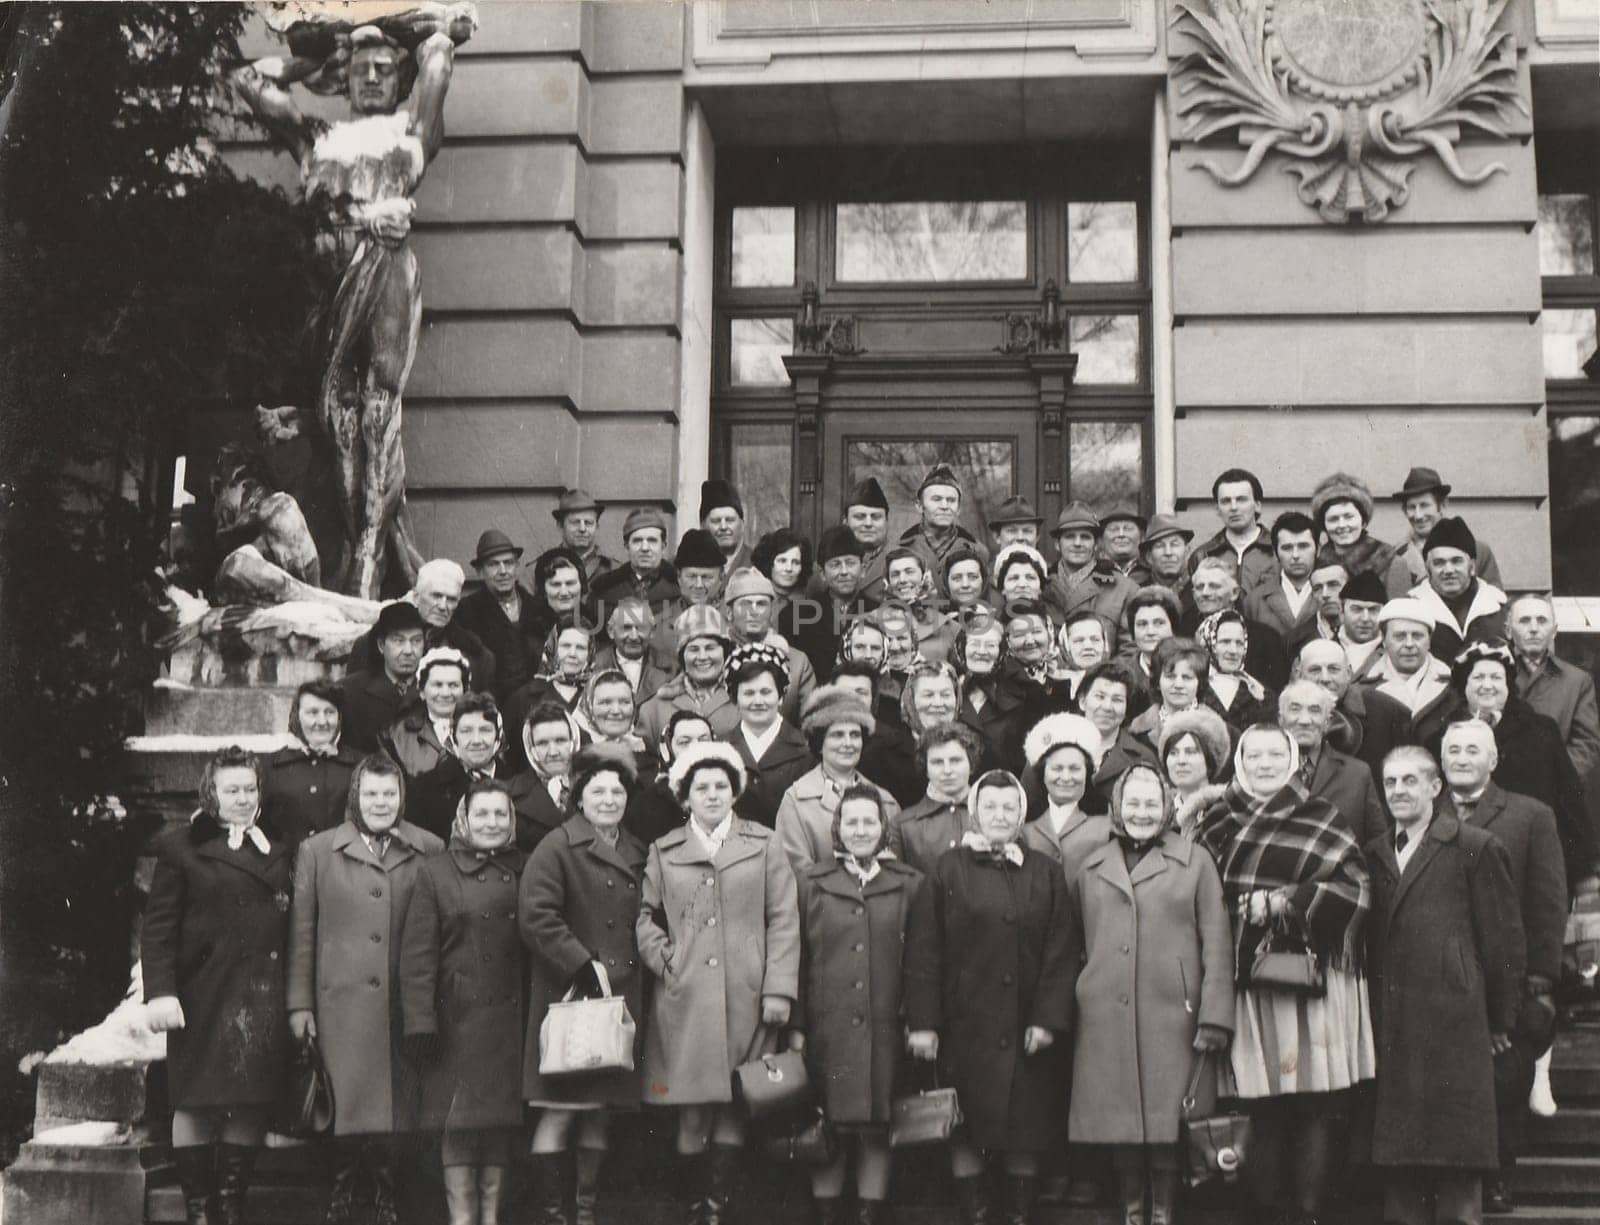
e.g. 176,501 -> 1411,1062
1406,516 -> 1508,663
1098,508 -> 1146,581
590,506 -> 681,623
454,528 -> 543,698
988,494 -> 1044,554
1138,512 -> 1193,594
1042,501 -> 1138,651
1391,467 -> 1502,594
897,463 -> 990,578
699,478 -> 752,597
552,488 -> 619,583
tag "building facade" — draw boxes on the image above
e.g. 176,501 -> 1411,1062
218,0 -> 1600,606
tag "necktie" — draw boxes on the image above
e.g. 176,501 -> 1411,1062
1299,755 -> 1317,787
1395,829 -> 1408,854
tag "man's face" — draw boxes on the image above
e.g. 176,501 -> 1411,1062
627,528 -> 664,575
996,522 -> 1039,549
480,551 -> 519,597
1006,614 -> 1051,665
1441,724 -> 1497,793
379,628 -> 425,681
1508,597 -> 1557,661
1146,533 -> 1187,578
349,45 -> 401,114
1310,565 -> 1347,619
1383,758 -> 1441,825
682,638 -> 726,685
887,557 -> 926,604
1215,480 -> 1259,532
729,594 -> 772,641
704,508 -> 744,556
833,675 -> 876,709
1403,492 -> 1443,540
823,555 -> 863,599
664,717 -> 713,765
1102,520 -> 1142,562
1383,620 -> 1433,676
1276,530 -> 1316,583
845,626 -> 886,667
1342,598 -> 1383,645
920,485 -> 960,530
1064,619 -> 1107,670
678,567 -> 720,607
1279,685 -> 1332,752
416,573 -> 462,627
1322,503 -> 1364,548
1297,643 -> 1351,699
560,510 -> 599,552
528,720 -> 575,777
1426,547 -> 1474,599
1081,679 -> 1128,737
1055,529 -> 1097,569
844,505 -> 887,548
610,611 -> 650,660
1191,568 -> 1237,615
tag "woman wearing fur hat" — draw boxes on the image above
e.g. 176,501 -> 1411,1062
145,746 -> 293,1225
905,769 -> 1077,1225
1310,473 -> 1410,594
519,744 -> 649,1225
1156,707 -> 1232,840
1068,766 -> 1234,1225
1020,712 -> 1112,880
399,778 -> 529,1225
776,684 -> 903,872
793,784 -> 923,1225
725,641 -> 814,828
638,742 -> 801,1225
386,645 -> 471,778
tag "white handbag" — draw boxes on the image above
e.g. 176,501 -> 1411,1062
538,962 -> 637,1075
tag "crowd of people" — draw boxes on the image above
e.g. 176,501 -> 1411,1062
142,462 -> 1600,1225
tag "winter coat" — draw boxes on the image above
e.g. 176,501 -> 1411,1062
261,745 -> 361,845
454,584 -> 543,700
888,795 -> 969,877
636,677 -> 740,754
1186,528 -> 1278,595
352,620 -> 497,702
1365,814 -> 1523,1170
1067,834 -> 1234,1144
1406,578 -> 1508,664
407,754 -> 506,845
1519,653 -> 1600,783
794,859 -> 922,1125
1241,583 -> 1321,661
860,721 -> 925,809
505,769 -> 570,853
1094,729 -> 1159,792
1043,562 -> 1139,654
592,644 -> 674,707
637,819 -> 801,1104
398,843 -> 528,1131
1022,811 -> 1114,887
904,846 -> 1077,1151
590,563 -> 682,625
142,815 -> 293,1109
519,817 -> 648,1107
775,767 -> 902,873
384,708 -> 450,779
1305,744 -> 1390,848
731,722 -> 815,829
1331,684 -> 1414,786
625,778 -> 686,849
339,668 -> 416,754
287,820 -> 446,1135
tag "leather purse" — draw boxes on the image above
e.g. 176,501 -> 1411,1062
760,1108 -> 838,1167
1180,1053 -> 1250,1189
1247,934 -> 1325,996
539,963 -> 637,1076
889,1067 -> 963,1149
277,1032 -> 335,1139
732,1027 -> 811,1120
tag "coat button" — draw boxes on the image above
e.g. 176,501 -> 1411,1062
370,933 -> 381,943
853,906 -> 864,916
502,873 -> 511,883
608,958 -> 617,967
308,785 -> 318,794
371,888 -> 383,898
628,882 -> 636,890
269,951 -> 278,960
1121,945 -> 1130,955
853,942 -> 864,952
854,981 -> 864,990
708,957 -> 719,968
851,1016 -> 863,1027
1120,995 -> 1129,1005
1002,973 -> 1013,985
707,917 -> 717,927
607,879 -> 615,888
477,872 -> 486,881
369,977 -> 380,988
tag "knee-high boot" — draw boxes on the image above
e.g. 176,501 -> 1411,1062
574,1149 -> 604,1225
1113,1147 -> 1149,1225
530,1153 -> 570,1225
479,1165 -> 507,1225
443,1166 -> 480,1225
1002,1175 -> 1038,1225
704,1145 -> 741,1225
1147,1167 -> 1178,1225
214,1143 -> 258,1225
173,1145 -> 216,1225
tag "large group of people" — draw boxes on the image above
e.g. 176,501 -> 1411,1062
143,462 -> 1600,1225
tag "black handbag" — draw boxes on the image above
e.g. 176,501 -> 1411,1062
1246,932 -> 1325,996
1180,1052 -> 1250,1189
732,1026 -> 811,1121
760,1107 -> 839,1167
888,1065 -> 963,1149
277,1032 -> 335,1139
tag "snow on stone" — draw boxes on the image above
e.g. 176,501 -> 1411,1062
31,1122 -> 135,1148
125,733 -> 298,753
44,992 -> 164,1067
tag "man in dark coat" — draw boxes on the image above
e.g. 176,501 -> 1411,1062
340,600 -> 426,752
1404,518 -> 1508,664
1278,679 -> 1388,847
1439,720 -> 1566,1213
348,559 -> 497,701
1368,746 -> 1523,1225
1042,502 -> 1137,652
796,526 -> 880,683
1508,593 -> 1600,787
1181,555 -> 1289,690
1185,467 -> 1278,594
453,528 -> 542,700
1294,639 -> 1415,784
590,507 -> 681,624
1242,511 -> 1322,656
897,462 -> 991,580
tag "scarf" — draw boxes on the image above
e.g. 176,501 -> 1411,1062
1108,764 -> 1173,850
836,849 -> 894,887
204,804 -> 271,854
960,828 -> 1024,866
294,737 -> 342,760
690,813 -> 734,858
448,814 -> 514,860
1325,532 -> 1398,582
1196,611 -> 1267,701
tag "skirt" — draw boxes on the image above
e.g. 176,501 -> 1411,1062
1227,967 -> 1376,1098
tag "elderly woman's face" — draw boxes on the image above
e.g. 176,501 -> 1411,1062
682,637 -> 726,684
946,560 -> 985,606
1064,620 -> 1107,670
1119,771 -> 1167,843
1465,660 -> 1510,717
686,767 -> 735,826
453,712 -> 500,769
1006,614 -> 1051,665
1042,746 -> 1088,806
974,781 -> 1023,845
1164,733 -> 1210,790
882,619 -> 916,666
963,625 -> 1003,674
1159,659 -> 1200,711
358,771 -> 402,832
838,797 -> 884,860
912,674 -> 957,726
213,766 -> 259,825
423,666 -> 465,718
1323,502 -> 1364,547
822,723 -> 864,775
1239,731 -> 1293,794
590,681 -> 635,738
297,694 -> 340,747
771,547 -> 804,592
580,770 -> 628,830
1211,622 -> 1248,674
528,719 -> 574,777
464,791 -> 514,849
546,563 -> 583,611
555,629 -> 591,678
1133,606 -> 1174,655
925,741 -> 972,800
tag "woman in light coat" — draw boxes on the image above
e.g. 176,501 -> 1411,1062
288,753 -> 446,1225
637,741 -> 801,1225
1068,765 -> 1234,1225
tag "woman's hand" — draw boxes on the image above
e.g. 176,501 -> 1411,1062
1192,1024 -> 1231,1054
145,997 -> 185,1033
786,1030 -> 807,1053
907,1030 -> 939,1061
1240,890 -> 1271,925
1023,1026 -> 1053,1055
761,995 -> 791,1027
289,1010 -> 317,1041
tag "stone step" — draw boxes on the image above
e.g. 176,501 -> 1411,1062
1513,1155 -> 1600,1200
144,682 -> 298,737
122,735 -> 297,795
1487,1210 -> 1600,1222
1528,1107 -> 1600,1152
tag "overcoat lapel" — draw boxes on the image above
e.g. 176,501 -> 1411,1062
1084,842 -> 1135,902
194,837 -> 290,888
1389,814 -> 1458,916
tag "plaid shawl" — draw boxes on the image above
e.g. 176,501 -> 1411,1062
1196,777 -> 1372,972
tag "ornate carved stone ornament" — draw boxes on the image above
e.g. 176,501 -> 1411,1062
1170,0 -> 1528,223
794,281 -> 864,356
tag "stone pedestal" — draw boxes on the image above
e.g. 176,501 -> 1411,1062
3,1125 -> 160,1225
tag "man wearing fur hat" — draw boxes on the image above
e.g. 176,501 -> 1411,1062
1309,471 -> 1410,595
1407,517 -> 1509,663
1359,599 -> 1455,733
699,479 -> 751,597
897,463 -> 990,578
1391,467 -> 1502,595
817,477 -> 892,604
1337,571 -> 1390,683
725,566 -> 818,725
1043,502 -> 1138,652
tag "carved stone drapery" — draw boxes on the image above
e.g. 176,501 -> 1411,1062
1170,0 -> 1528,224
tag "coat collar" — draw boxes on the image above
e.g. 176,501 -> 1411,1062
447,843 -> 527,875
803,857 -> 917,900
1406,577 -> 1508,638
658,817 -> 769,868
330,820 -> 430,869
1379,810 -> 1462,914
193,829 -> 292,885
1081,833 -> 1190,899
562,814 -> 646,875
736,721 -> 809,769
790,764 -> 866,803
1443,780 -> 1509,829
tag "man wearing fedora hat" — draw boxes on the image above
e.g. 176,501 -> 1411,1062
1137,513 -> 1193,594
552,488 -> 619,583
455,528 -> 544,699
988,494 -> 1044,553
1042,501 -> 1138,650
1391,467 -> 1502,595
897,463 -> 990,578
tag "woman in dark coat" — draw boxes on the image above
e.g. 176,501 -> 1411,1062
794,783 -> 922,1225
905,769 -> 1077,1225
399,778 -> 528,1225
261,680 -> 361,845
144,746 -> 292,1225
520,744 -> 648,1225
408,692 -> 509,843
507,701 -> 581,852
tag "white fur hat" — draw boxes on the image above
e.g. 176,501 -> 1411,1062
1023,711 -> 1104,768
667,740 -> 748,799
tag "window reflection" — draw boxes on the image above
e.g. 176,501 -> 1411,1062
1543,309 -> 1597,380
1068,202 -> 1139,283
1550,415 -> 1600,596
727,423 -> 793,539
1070,315 -> 1141,384
836,202 -> 1027,283
1539,194 -> 1596,278
732,207 -> 796,288
1068,421 -> 1143,513
730,318 -> 794,386
845,440 -> 1014,546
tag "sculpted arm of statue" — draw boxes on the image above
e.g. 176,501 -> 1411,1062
410,31 -> 456,164
229,57 -> 323,163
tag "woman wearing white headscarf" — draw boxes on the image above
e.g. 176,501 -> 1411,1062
905,770 -> 1076,1225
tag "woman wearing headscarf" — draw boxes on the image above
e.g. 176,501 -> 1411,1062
144,746 -> 292,1225
507,701 -> 582,852
904,770 -> 1077,1225
288,753 -> 446,1225
1068,765 -> 1234,1225
637,741 -> 801,1225
950,606 -> 1019,771
1195,724 -> 1375,1225
408,692 -> 508,843
575,667 -> 655,785
775,685 -> 901,872
1196,609 -> 1276,731
399,778 -> 528,1225
1156,706 -> 1232,840
505,614 -> 599,746
860,659 -> 967,810
792,783 -> 923,1225
520,744 -> 648,1225
261,680 -> 362,845
1020,713 -> 1111,877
